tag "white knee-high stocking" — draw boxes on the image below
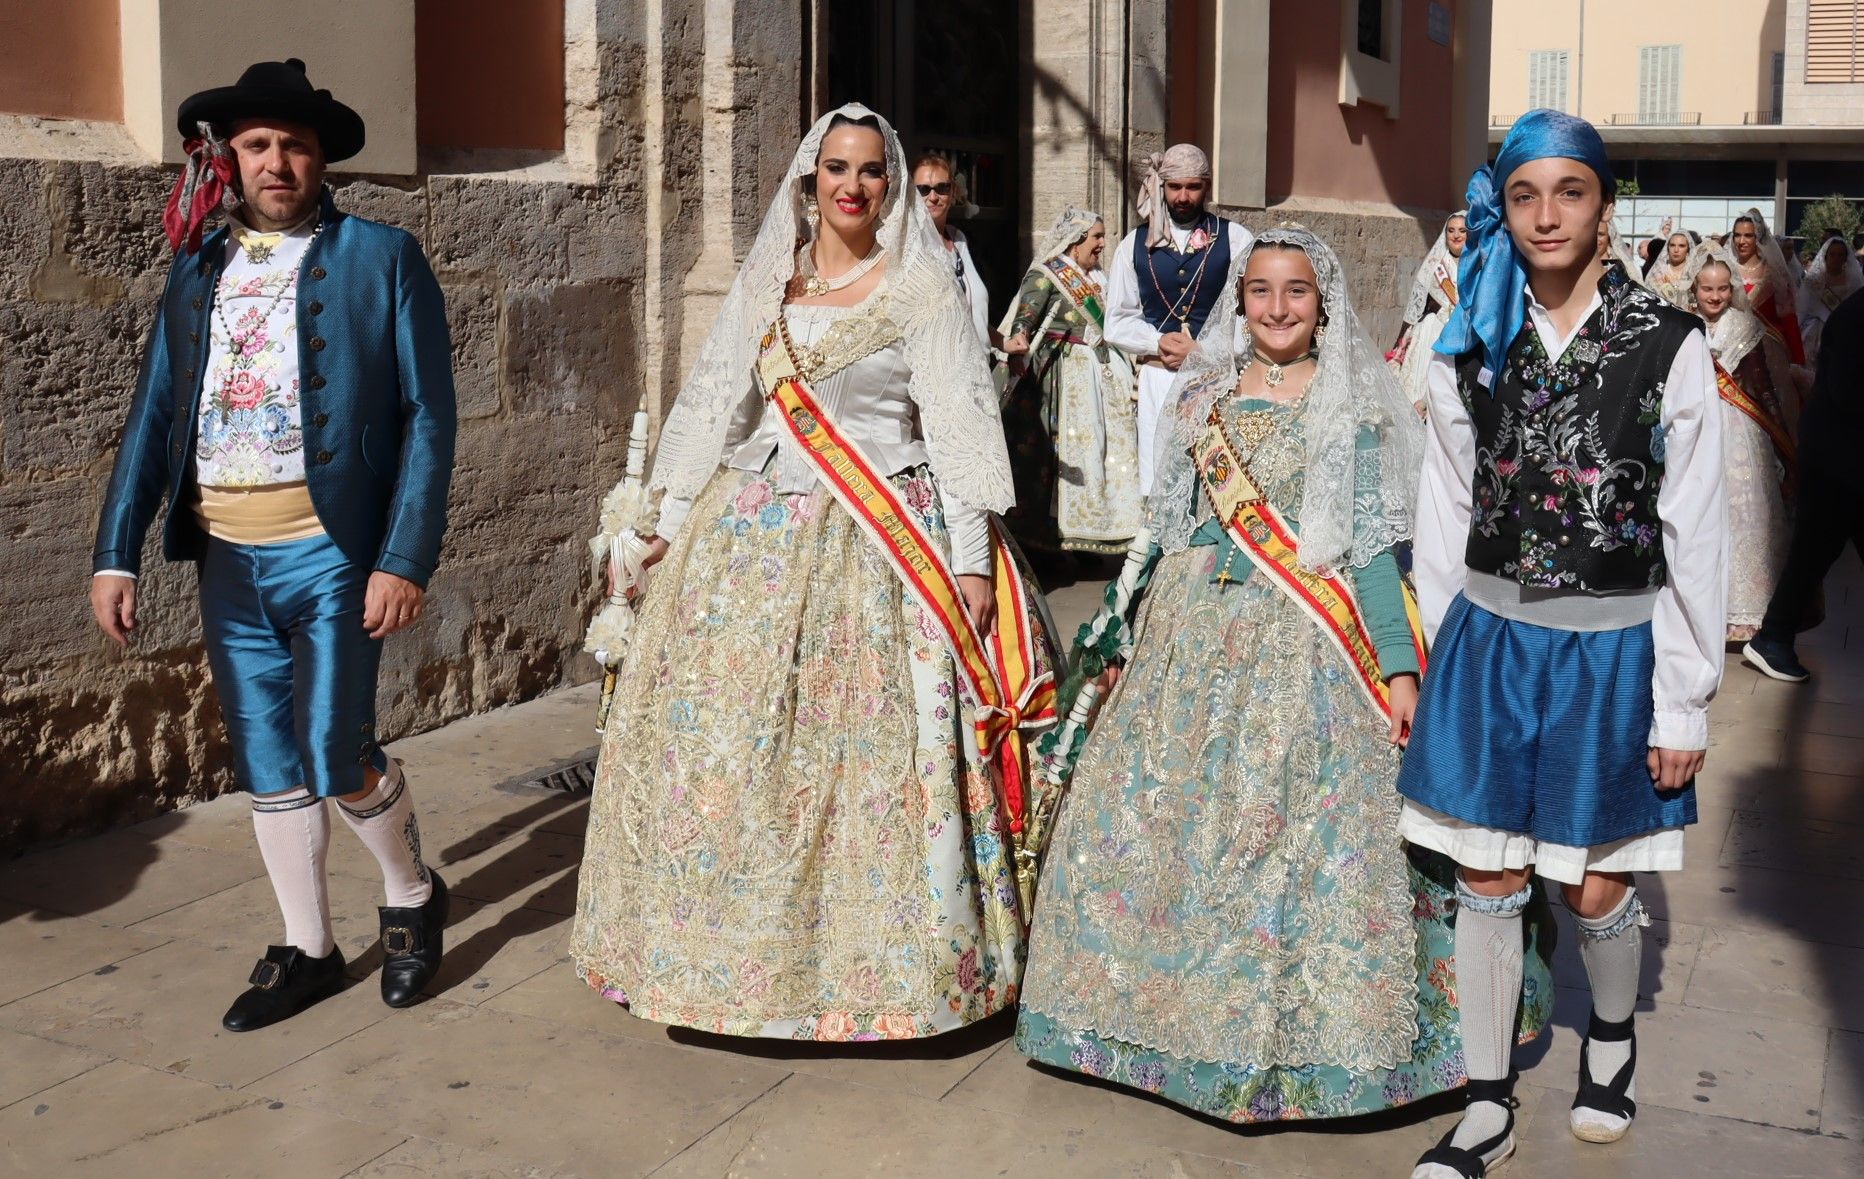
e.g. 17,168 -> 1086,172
334,759 -> 433,908
251,787 -> 335,957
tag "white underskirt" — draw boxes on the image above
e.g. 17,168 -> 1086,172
1399,801 -> 1687,886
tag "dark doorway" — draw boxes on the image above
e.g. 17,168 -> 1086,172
821,0 -> 1022,325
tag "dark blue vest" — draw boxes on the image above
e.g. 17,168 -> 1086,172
1134,214 -> 1230,337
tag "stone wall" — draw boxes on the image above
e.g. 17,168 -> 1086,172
0,159 -> 646,853
0,0 -> 806,855
1219,198 -> 1448,350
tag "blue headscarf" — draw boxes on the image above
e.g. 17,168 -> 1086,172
1434,109 -> 1616,385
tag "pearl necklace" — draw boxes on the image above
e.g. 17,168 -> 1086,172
793,240 -> 884,298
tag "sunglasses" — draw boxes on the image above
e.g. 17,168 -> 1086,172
915,183 -> 953,197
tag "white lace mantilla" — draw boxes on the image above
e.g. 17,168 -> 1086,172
644,103 -> 1012,515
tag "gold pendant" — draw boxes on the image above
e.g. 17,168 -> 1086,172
1263,360 -> 1286,388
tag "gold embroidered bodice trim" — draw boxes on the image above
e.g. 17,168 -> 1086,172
782,300 -> 901,383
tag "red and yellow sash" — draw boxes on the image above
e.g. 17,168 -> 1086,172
1431,257 -> 1458,307
1715,359 -> 1796,493
1195,413 -> 1425,719
758,319 -> 1056,837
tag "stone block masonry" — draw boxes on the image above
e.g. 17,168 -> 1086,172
0,159 -> 644,854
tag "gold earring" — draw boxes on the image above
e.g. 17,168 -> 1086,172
1313,321 -> 1329,348
803,193 -> 820,234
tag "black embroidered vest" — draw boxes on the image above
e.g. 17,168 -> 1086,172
1455,264 -> 1700,593
1134,214 -> 1230,337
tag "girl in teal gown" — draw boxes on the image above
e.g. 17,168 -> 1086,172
1016,227 -> 1555,1123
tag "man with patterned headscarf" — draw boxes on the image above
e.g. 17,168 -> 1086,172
1104,144 -> 1252,495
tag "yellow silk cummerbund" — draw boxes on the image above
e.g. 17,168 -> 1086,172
193,482 -> 326,545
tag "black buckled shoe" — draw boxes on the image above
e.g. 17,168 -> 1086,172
378,870 -> 448,1007
221,945 -> 347,1032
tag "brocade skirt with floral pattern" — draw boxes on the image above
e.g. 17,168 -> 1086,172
1015,545 -> 1555,1121
569,465 -> 1027,1039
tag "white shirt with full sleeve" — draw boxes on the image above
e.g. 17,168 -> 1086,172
1402,284 -> 1727,880
1103,218 -> 1254,494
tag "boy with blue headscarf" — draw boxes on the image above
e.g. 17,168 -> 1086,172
1394,111 -> 1727,1177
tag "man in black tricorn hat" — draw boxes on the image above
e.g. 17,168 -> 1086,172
90,59 -> 457,1031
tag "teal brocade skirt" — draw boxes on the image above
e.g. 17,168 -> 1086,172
1014,544 -> 1556,1123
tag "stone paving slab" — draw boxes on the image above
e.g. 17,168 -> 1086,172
0,937 -> 395,1090
252,1000 -> 789,1176
0,1058 -> 412,1177
0,570 -> 1857,1175
0,905 -> 169,1006
488,960 -> 1010,1103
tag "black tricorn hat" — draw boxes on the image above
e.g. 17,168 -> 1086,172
176,58 -> 366,162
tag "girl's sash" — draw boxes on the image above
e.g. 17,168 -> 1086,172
1714,359 -> 1796,493
757,318 -> 1056,845
1194,412 -> 1425,720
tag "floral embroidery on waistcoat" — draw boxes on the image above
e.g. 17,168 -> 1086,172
1464,264 -> 1676,591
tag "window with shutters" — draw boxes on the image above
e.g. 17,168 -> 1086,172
1528,49 -> 1570,112
1638,44 -> 1682,123
1808,0 -> 1864,83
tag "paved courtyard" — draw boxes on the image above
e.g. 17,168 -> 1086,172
1,566 -> 1860,1177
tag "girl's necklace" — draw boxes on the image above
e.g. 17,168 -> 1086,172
1246,350 -> 1317,389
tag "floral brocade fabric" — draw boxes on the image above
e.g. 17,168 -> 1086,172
569,465 -> 1030,1039
1016,397 -> 1554,1120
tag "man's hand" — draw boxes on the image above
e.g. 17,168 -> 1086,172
957,573 -> 997,638
1003,331 -> 1031,357
1158,330 -> 1196,371
91,575 -> 138,648
363,572 -> 425,639
1647,746 -> 1705,792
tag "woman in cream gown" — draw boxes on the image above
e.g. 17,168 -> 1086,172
571,105 -> 1048,1041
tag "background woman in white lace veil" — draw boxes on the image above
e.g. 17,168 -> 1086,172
1796,235 -> 1864,363
1016,226 -> 1555,1122
1731,207 -> 1807,365
1395,211 -> 1467,415
1649,229 -> 1700,308
1687,240 -> 1798,641
572,104 -> 1038,1042
996,206 -> 1142,556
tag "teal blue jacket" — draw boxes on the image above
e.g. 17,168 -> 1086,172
93,190 -> 456,587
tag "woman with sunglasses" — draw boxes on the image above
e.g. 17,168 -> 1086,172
913,151 -> 992,348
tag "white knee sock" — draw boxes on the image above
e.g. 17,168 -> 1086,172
251,787 -> 335,958
1447,878 -> 1529,1151
1573,888 -> 1646,1132
334,759 -> 433,908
